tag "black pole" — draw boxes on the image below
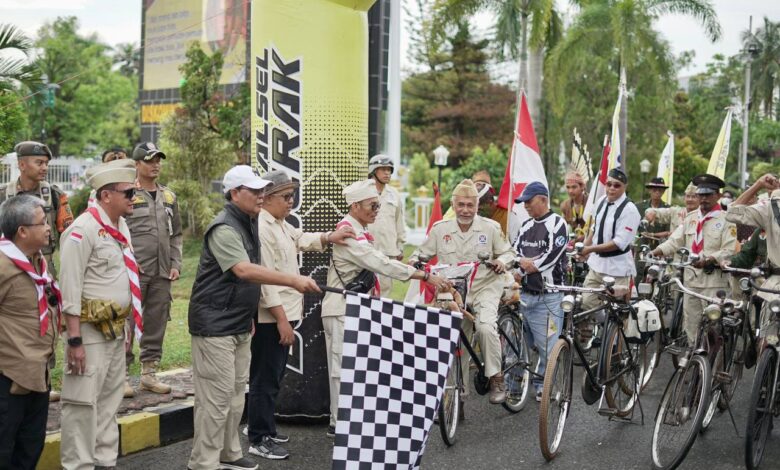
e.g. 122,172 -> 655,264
641,173 -> 647,202
437,165 -> 442,188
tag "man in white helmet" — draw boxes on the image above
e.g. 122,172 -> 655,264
366,154 -> 407,295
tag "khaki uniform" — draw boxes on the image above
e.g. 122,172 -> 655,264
0,180 -> 74,277
321,214 -> 416,427
657,210 -> 737,342
727,199 -> 780,337
125,184 -> 182,364
257,209 -> 325,323
58,204 -> 132,469
367,184 -> 406,294
409,216 -> 515,380
649,206 -> 690,235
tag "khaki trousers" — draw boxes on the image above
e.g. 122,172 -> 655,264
126,275 -> 173,364
579,270 -> 630,342
60,338 -> 125,470
377,274 -> 393,298
465,290 -> 502,378
683,287 -> 726,343
188,334 -> 251,470
322,316 -> 345,428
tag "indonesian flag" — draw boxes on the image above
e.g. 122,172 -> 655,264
404,183 -> 443,305
582,134 -> 610,235
497,91 -> 547,242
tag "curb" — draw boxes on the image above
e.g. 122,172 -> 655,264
37,369 -> 197,470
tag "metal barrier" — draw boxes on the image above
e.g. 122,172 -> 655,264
1,154 -> 97,195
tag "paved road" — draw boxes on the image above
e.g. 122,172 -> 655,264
119,356 -> 780,470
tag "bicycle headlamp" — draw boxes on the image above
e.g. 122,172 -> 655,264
704,304 -> 722,321
561,295 -> 575,313
769,299 -> 780,315
739,277 -> 751,292
647,265 -> 662,280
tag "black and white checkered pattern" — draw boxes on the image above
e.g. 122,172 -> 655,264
332,293 -> 462,469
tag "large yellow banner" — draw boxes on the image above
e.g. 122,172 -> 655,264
142,0 -> 247,90
251,0 -> 375,419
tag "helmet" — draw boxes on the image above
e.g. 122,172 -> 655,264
368,154 -> 394,176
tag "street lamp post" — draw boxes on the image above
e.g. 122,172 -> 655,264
741,16 -> 760,190
433,145 -> 449,189
640,159 -> 651,201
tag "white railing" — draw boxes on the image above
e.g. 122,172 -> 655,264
1,154 -> 97,195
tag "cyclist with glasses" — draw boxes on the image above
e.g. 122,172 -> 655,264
410,179 -> 516,404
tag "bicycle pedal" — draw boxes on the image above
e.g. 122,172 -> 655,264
714,371 -> 733,384
598,408 -> 618,417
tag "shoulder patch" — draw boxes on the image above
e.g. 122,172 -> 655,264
68,231 -> 83,244
163,189 -> 175,204
730,226 -> 737,237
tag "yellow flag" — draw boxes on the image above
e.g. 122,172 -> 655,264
706,109 -> 734,179
657,131 -> 674,204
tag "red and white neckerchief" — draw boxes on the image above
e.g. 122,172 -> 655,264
0,237 -> 61,336
86,208 -> 144,339
691,207 -> 721,255
336,218 -> 381,296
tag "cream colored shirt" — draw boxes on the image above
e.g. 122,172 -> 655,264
322,214 -> 416,318
257,209 -> 325,323
657,209 -> 737,288
727,198 -> 780,301
648,206 -> 690,234
366,184 -> 406,257
59,204 -> 132,344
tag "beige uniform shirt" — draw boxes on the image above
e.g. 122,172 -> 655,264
322,214 -> 416,318
257,209 -> 325,323
649,206 -> 690,234
727,198 -> 780,301
59,204 -> 132,345
657,209 -> 737,288
126,184 -> 183,277
0,252 -> 57,392
409,216 -> 515,301
367,184 -> 406,257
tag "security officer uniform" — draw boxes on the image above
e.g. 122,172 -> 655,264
124,143 -> 182,394
366,154 -> 406,294
656,175 -> 737,342
58,160 -> 137,470
0,141 -> 74,277
409,180 -> 516,402
322,180 -> 417,430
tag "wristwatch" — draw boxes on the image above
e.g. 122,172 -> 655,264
67,336 -> 83,347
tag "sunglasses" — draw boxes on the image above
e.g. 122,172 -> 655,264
362,202 -> 381,212
110,188 -> 136,200
272,192 -> 295,201
606,182 -> 624,189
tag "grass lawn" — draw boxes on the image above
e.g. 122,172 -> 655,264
51,238 -> 419,389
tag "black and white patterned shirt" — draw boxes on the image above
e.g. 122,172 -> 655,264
513,211 -> 569,292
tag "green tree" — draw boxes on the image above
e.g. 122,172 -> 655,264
743,17 -> 780,120
0,92 -> 29,152
671,135 -> 707,196
112,42 -> 141,78
0,23 -> 39,92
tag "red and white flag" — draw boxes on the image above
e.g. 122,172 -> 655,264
582,134 -> 610,232
497,92 -> 548,242
404,184 -> 443,305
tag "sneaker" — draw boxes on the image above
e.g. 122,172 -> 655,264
242,426 -> 248,437
249,436 -> 289,460
270,433 -> 289,444
218,457 -> 258,470
326,425 -> 336,438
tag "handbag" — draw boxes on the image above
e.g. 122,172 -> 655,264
334,265 -> 376,294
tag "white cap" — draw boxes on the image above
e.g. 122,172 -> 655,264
222,165 -> 271,194
343,179 -> 379,205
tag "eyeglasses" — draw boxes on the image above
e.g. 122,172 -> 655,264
272,192 -> 295,201
362,202 -> 381,212
606,182 -> 624,189
110,188 -> 136,200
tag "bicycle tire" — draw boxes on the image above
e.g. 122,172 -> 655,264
669,295 -> 685,369
438,344 -> 462,446
744,347 -> 777,470
498,312 -> 531,413
651,354 -> 711,470
719,316 -> 747,410
641,329 -> 663,390
701,346 -> 724,432
603,322 -> 639,417
539,338 -> 573,462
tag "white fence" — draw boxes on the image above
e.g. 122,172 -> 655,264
1,154 -> 97,195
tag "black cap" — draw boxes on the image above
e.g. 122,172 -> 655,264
692,174 -> 725,195
14,141 -> 52,160
645,177 -> 668,189
607,168 -> 628,185
132,142 -> 166,161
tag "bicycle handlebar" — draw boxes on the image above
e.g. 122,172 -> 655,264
667,277 -> 745,309
749,278 -> 780,295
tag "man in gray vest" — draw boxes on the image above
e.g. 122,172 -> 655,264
0,141 -> 74,277
187,165 -> 319,470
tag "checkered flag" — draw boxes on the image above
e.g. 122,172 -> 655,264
332,293 -> 462,469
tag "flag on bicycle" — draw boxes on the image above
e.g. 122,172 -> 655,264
497,91 -> 547,242
404,183 -> 443,305
332,293 -> 462,470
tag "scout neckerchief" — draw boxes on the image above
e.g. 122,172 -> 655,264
86,207 -> 144,339
0,237 -> 61,336
336,218 -> 381,296
691,207 -> 721,255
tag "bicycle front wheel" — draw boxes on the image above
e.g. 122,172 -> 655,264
438,346 -> 462,446
499,312 -> 531,413
539,338 -> 573,462
701,346 -> 724,432
745,347 -> 778,470
651,354 -> 711,470
720,317 -> 748,409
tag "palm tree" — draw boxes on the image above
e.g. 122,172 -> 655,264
547,0 -> 721,156
0,23 -> 39,92
113,42 -> 141,78
743,17 -> 780,120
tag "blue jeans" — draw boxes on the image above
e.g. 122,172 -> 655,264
522,292 -> 564,391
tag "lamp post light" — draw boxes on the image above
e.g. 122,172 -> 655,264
433,144 -> 449,189
741,16 -> 761,190
640,159 -> 651,201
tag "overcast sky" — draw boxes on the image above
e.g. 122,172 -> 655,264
1,0 -> 778,78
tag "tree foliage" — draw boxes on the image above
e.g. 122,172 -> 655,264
0,92 -> 29,152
